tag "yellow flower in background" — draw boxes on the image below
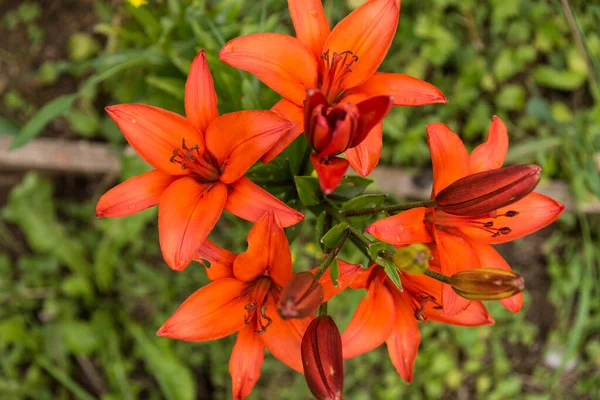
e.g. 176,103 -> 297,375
126,0 -> 147,7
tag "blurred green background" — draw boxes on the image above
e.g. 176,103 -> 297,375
0,0 -> 599,399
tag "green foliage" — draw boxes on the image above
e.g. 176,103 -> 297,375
1,0 -> 599,399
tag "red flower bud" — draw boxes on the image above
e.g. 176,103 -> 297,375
435,164 -> 541,216
277,272 -> 324,319
302,316 -> 344,400
448,268 -> 525,300
303,89 -> 392,158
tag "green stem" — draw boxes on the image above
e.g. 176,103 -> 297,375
319,302 -> 328,316
342,199 -> 437,217
314,228 -> 349,280
424,269 -> 450,284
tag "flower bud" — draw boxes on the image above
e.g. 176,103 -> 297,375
393,243 -> 431,275
303,89 -> 392,158
448,268 -> 525,300
435,164 -> 541,216
301,316 -> 344,400
277,272 -> 324,319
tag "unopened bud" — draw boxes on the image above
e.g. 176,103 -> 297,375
277,272 -> 324,319
448,268 -> 525,300
301,316 -> 344,400
393,243 -> 431,274
435,164 -> 541,216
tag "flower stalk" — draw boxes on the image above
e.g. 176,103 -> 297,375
341,199 -> 437,216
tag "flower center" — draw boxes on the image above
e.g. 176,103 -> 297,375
244,276 -> 274,334
169,138 -> 220,181
320,49 -> 359,103
429,209 -> 519,238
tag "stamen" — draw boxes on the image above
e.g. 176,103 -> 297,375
320,49 -> 359,102
168,139 -> 220,180
503,210 -> 519,217
255,305 -> 273,334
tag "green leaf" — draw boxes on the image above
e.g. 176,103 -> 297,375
146,76 -> 185,100
367,242 -> 389,260
329,258 -> 339,286
532,66 -> 587,90
375,256 -> 402,291
332,176 -> 373,198
11,94 -> 76,149
341,194 -> 387,221
37,357 -> 96,400
61,320 -> 100,356
321,221 -> 349,248
127,323 -> 196,400
294,176 -> 322,206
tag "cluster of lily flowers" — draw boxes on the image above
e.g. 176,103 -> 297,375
96,1 -> 565,399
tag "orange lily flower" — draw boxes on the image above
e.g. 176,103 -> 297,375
342,261 -> 494,383
157,212 -> 360,400
219,0 -> 446,179
95,50 -> 304,271
367,116 -> 565,315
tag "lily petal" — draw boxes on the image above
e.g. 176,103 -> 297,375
351,97 -> 393,148
469,116 -> 508,174
157,278 -> 248,341
224,177 -> 305,227
96,170 -> 176,218
426,123 -> 470,196
207,111 -> 294,184
310,154 -> 349,195
234,212 -> 292,287
323,0 -> 400,89
230,324 -> 265,400
434,229 -> 479,316
459,192 -> 565,244
158,178 -> 227,271
106,104 -> 203,176
345,122 -> 382,177
261,99 -> 305,164
342,277 -> 395,359
425,297 -> 494,326
185,50 -> 219,133
288,0 -> 330,57
314,260 -> 362,302
261,297 -> 311,372
471,242 -> 522,313
220,33 -> 319,106
386,290 -> 421,383
345,72 -> 447,106
366,207 -> 433,246
195,239 -> 236,281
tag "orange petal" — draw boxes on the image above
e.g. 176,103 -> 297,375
206,111 -> 294,184
96,170 -> 176,218
434,229 -> 478,315
261,297 -> 311,372
323,0 -> 400,89
471,242 -> 522,313
220,33 -> 319,106
288,0 -> 330,57
425,299 -> 494,326
342,278 -> 395,359
106,104 -> 203,176
314,260 -> 362,302
469,116 -> 508,174
426,123 -> 470,196
195,239 -> 235,281
234,212 -> 292,287
261,99 -> 304,164
366,208 -> 433,246
158,178 -> 227,271
386,290 -> 421,383
185,50 -> 219,133
310,154 -> 349,195
224,177 -> 305,228
230,324 -> 265,400
157,278 -> 247,341
345,72 -> 447,106
345,122 -> 382,176
459,192 -> 565,244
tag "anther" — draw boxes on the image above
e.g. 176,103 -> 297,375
504,210 -> 519,217
255,305 -> 273,334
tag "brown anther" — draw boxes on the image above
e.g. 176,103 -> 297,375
255,305 -> 273,334
504,210 -> 519,217
499,227 -> 512,235
483,221 -> 494,228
